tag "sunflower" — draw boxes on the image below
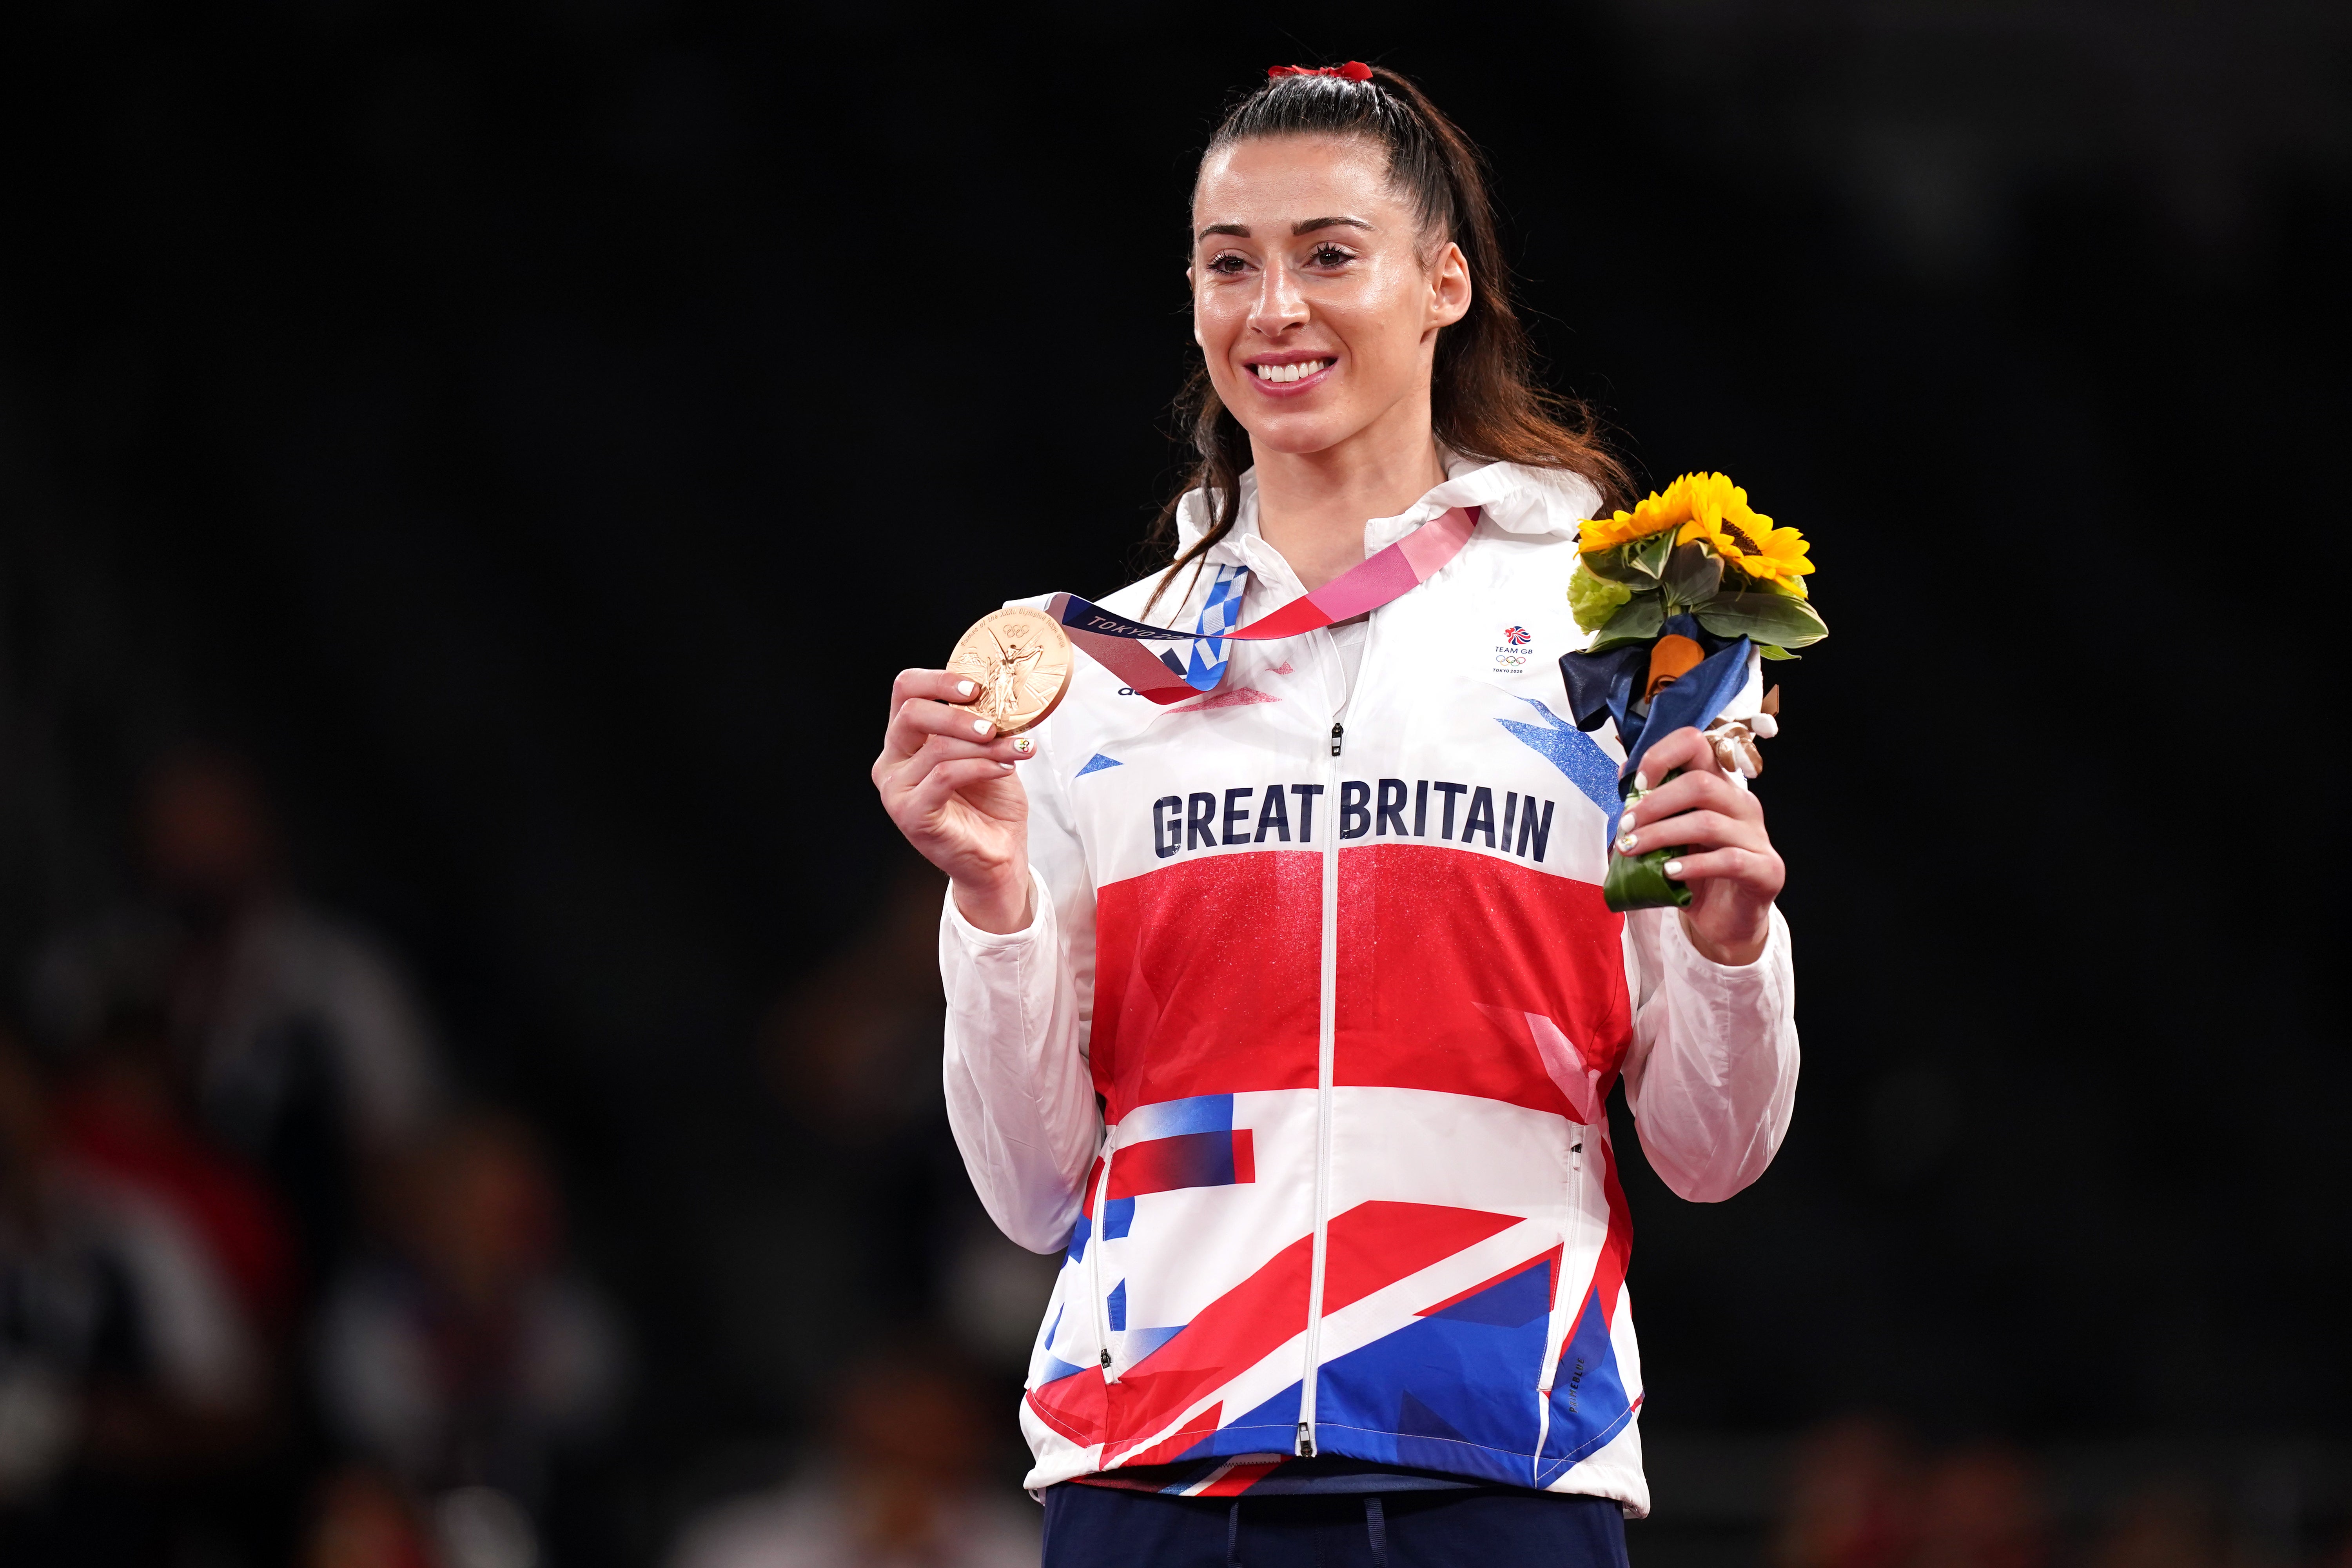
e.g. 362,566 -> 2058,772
1671,472 -> 1756,557
1577,474 -> 1698,554
1671,472 -> 1817,595
1726,521 -> 1816,594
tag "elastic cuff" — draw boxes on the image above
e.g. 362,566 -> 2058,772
940,865 -> 1053,951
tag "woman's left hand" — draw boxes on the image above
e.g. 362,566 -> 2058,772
1612,725 -> 1784,966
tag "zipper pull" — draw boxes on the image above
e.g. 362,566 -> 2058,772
1295,1422 -> 1316,1457
1099,1349 -> 1112,1368
1330,722 -> 1345,758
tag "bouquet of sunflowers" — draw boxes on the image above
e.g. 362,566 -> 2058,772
1559,472 -> 1826,912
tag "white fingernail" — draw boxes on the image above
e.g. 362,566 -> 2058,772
1633,771 -> 1650,792
1615,830 -> 1638,853
958,680 -> 976,697
999,762 -> 1014,771
973,718 -> 993,736
1012,737 -> 1034,755
1663,859 -> 1684,877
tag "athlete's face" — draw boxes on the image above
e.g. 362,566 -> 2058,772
1189,133 -> 1470,461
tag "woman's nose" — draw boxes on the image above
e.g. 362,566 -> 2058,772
1249,261 -> 1309,337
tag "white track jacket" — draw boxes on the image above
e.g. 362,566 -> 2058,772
939,457 -> 1798,1515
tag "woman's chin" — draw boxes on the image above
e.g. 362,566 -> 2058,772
1235,409 -> 1367,460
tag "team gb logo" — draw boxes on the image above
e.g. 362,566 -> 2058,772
1492,624 -> 1534,672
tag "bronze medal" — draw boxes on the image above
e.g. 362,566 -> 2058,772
947,606 -> 1073,737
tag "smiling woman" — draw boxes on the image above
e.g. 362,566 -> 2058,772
871,59 -> 1800,1568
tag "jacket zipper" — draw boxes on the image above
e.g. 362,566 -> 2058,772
1300,603 -> 1379,1456
1296,711 -> 1343,1456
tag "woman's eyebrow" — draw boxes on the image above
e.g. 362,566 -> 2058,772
1194,216 -> 1376,243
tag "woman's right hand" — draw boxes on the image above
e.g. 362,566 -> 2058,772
873,669 -> 1039,934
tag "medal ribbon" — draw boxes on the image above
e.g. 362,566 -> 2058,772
1048,506 -> 1480,706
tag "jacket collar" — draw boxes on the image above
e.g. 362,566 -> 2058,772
1173,454 -> 1602,568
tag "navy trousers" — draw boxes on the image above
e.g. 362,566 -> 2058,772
1041,1483 -> 1630,1568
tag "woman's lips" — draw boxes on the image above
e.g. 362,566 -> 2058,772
1241,356 -> 1336,398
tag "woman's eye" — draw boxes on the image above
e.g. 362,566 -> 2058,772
1205,254 -> 1250,276
1308,244 -> 1353,267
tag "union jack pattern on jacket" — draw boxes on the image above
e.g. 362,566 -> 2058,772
940,459 -> 1799,1516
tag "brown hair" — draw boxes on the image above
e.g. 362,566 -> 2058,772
1144,63 -> 1628,610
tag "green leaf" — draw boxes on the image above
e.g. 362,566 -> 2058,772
1692,591 -> 1829,649
1585,592 -> 1663,652
1663,543 -> 1724,608
1579,547 -> 1648,585
1757,643 -> 1800,661
1626,528 -> 1677,581
1568,561 -> 1635,633
1721,558 -> 1810,597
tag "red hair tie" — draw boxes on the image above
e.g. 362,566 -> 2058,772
1268,61 -> 1373,82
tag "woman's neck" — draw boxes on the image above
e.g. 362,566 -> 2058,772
1250,411 -> 1448,593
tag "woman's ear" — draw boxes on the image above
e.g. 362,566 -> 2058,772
1427,241 -> 1472,330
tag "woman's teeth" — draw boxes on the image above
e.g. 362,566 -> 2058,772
1252,359 -> 1332,383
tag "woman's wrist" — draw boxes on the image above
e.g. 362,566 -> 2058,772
1679,902 -> 1771,967
952,867 -> 1034,936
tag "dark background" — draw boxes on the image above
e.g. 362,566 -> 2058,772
4,2 -> 2348,1563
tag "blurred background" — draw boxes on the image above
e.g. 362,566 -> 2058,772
2,2 -> 2347,1565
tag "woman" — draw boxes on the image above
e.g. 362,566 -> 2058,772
873,62 -> 1797,1567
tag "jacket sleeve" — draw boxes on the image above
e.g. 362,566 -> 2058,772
938,724 -> 1103,1254
1617,904 -> 1799,1202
